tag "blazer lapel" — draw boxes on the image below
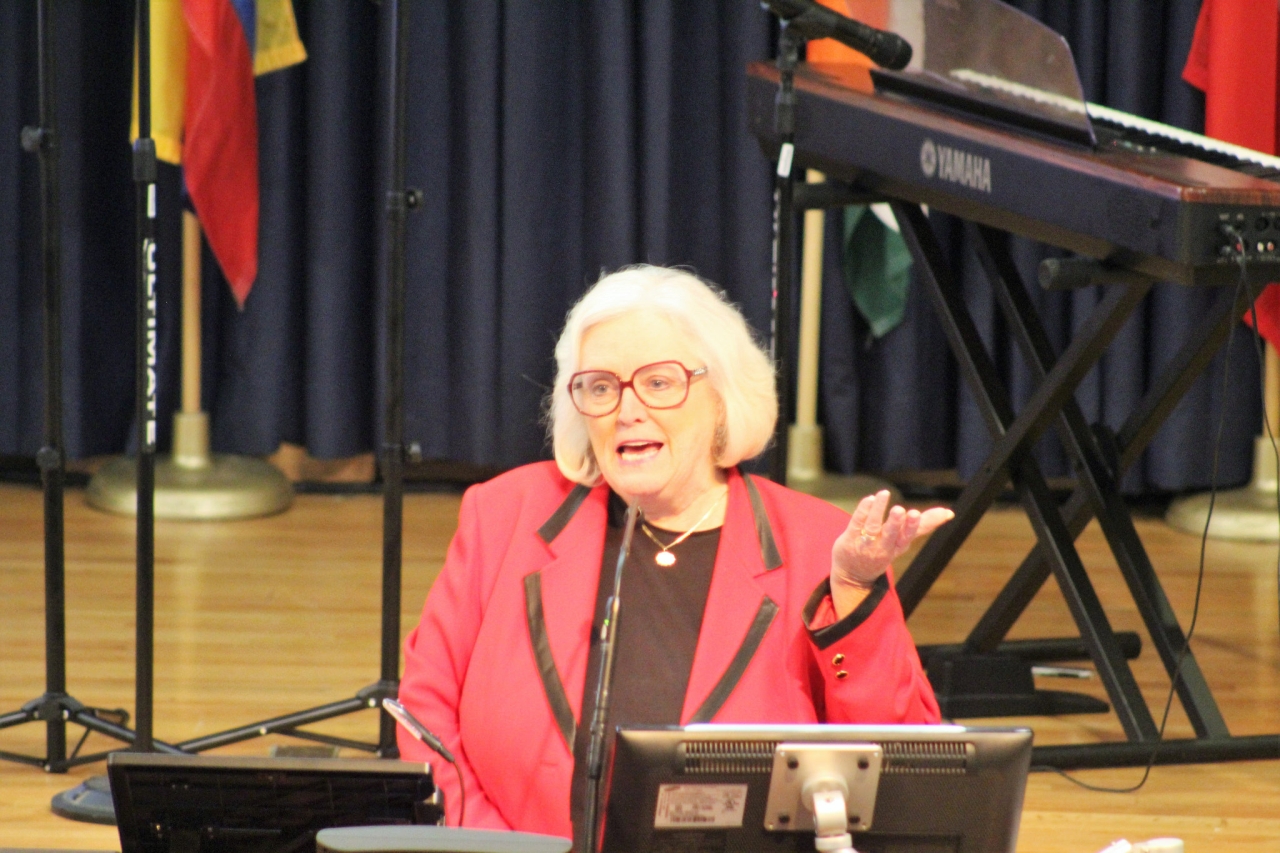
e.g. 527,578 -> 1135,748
682,470 -> 785,723
526,473 -> 789,735
524,483 -> 608,750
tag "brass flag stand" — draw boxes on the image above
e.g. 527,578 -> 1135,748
86,210 -> 292,519
1165,343 -> 1280,540
787,169 -> 901,510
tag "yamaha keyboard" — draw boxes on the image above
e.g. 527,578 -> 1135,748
747,60 -> 1280,286
748,0 -> 1280,768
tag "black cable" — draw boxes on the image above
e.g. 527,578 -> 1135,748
1205,229 -> 1277,623
1032,235 -> 1256,793
421,746 -> 466,826
455,759 -> 466,828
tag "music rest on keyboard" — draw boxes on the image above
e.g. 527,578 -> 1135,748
747,61 -> 1280,286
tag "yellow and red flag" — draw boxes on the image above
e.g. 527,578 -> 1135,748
133,0 -> 306,307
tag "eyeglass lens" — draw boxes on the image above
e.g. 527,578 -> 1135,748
571,362 -> 692,415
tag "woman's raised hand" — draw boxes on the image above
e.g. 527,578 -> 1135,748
830,490 -> 954,612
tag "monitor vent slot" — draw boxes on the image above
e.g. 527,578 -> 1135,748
679,740 -> 778,775
880,741 -> 971,775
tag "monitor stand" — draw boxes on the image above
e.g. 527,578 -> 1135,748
763,742 -> 883,853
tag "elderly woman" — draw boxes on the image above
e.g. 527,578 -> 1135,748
398,265 -> 952,841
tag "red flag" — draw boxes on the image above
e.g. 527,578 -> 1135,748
134,2 -> 304,307
183,0 -> 259,308
1183,0 -> 1280,347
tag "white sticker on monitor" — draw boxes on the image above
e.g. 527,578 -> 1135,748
653,783 -> 749,829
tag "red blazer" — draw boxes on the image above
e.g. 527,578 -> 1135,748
398,462 -> 938,837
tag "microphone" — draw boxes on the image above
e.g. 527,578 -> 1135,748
382,697 -> 457,764
384,697 -> 467,826
586,502 -> 639,777
762,0 -> 913,70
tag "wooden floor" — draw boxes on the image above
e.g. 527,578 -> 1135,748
1,481 -> 1277,852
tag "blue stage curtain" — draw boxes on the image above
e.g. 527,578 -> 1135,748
0,1 -> 1260,492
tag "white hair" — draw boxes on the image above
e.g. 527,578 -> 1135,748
549,265 -> 777,485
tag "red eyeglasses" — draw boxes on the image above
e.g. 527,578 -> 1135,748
568,360 -> 708,417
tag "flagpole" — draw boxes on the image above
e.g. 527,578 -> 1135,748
86,210 -> 294,520
788,168 -> 827,482
784,168 -> 902,511
178,211 -> 203,450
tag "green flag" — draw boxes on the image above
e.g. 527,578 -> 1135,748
841,203 -> 913,339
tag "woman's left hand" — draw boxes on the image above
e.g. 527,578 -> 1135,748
830,490 -> 954,618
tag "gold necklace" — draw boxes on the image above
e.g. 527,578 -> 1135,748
639,491 -> 726,567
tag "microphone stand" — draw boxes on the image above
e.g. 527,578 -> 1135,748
131,0 -> 160,763
762,3 -> 913,484
50,0 -> 186,826
583,503 -> 639,853
375,0 -> 419,755
173,0 -> 417,758
768,21 -> 804,485
0,0 -> 141,783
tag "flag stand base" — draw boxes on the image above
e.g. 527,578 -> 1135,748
1165,435 -> 1280,541
786,423 -> 902,512
85,412 -> 293,520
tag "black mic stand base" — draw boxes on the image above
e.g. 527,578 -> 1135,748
50,777 -> 116,826
12,695 -> 186,826
0,696 -> 138,771
173,680 -> 400,756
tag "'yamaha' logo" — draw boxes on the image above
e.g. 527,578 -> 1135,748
920,139 -> 937,178
920,138 -> 992,193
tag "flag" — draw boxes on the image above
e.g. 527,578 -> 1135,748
843,203 -> 912,339
133,0 -> 306,308
1182,0 -> 1280,348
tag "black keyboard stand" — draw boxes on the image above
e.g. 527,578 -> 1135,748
879,199 -> 1280,768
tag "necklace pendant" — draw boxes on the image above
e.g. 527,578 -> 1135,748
654,551 -> 677,567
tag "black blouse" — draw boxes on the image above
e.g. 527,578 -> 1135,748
569,490 -> 721,849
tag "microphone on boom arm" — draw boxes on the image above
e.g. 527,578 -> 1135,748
383,697 -> 463,825
383,697 -> 456,763
762,0 -> 913,70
